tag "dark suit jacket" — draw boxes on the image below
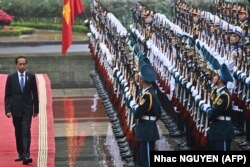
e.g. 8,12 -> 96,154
4,71 -> 39,117
133,87 -> 161,141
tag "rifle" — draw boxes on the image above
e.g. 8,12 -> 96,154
191,75 -> 199,122
227,23 -> 231,60
195,77 -> 203,132
242,46 -> 249,102
203,90 -> 210,143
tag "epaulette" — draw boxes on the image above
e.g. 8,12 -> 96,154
221,90 -> 226,94
220,90 -> 230,109
142,92 -> 152,112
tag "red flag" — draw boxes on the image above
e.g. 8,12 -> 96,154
62,0 -> 84,56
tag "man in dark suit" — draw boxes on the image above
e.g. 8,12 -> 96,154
207,63 -> 235,151
130,62 -> 161,167
4,56 -> 39,165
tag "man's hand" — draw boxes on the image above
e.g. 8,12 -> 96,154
6,112 -> 12,118
33,113 -> 38,117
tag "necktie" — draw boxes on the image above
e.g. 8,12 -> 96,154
20,73 -> 24,92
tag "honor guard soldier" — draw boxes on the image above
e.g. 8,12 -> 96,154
130,62 -> 161,167
191,7 -> 200,40
229,26 -> 246,136
238,6 -> 248,39
237,40 -> 250,151
206,63 -> 235,151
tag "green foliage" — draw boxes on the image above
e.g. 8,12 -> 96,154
73,25 -> 88,33
12,22 -> 61,30
0,0 -> 89,27
0,0 -> 62,19
0,0 -> 249,24
11,21 -> 88,32
96,0 -> 174,26
0,26 -> 34,36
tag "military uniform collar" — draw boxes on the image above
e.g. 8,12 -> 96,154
231,44 -> 241,51
211,84 -> 217,90
240,20 -> 247,24
216,86 -> 226,93
142,86 -> 151,94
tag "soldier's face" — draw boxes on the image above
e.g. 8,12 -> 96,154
205,69 -> 212,80
215,28 -> 220,35
224,34 -> 230,43
247,46 -> 250,54
139,78 -> 144,88
134,73 -> 139,83
230,34 -> 240,44
199,61 -> 205,68
193,15 -> 199,24
210,26 -> 215,33
171,38 -> 176,45
239,13 -> 246,21
212,73 -> 219,85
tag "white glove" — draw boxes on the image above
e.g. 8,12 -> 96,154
87,33 -> 92,37
171,68 -> 177,73
174,71 -> 180,78
121,79 -> 126,86
168,65 -> 175,72
233,66 -> 237,73
117,71 -> 121,78
119,74 -> 124,82
146,40 -> 152,49
194,95 -> 201,103
125,91 -> 131,100
192,88 -> 198,97
181,78 -> 186,85
186,82 -> 192,90
113,67 -> 119,74
124,86 -> 129,93
123,81 -> 129,88
240,72 -> 246,80
203,103 -> 211,112
245,77 -> 250,84
129,100 -> 137,109
199,100 -> 205,108
236,70 -> 242,76
191,86 -> 195,93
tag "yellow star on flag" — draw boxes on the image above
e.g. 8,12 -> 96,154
63,1 -> 71,25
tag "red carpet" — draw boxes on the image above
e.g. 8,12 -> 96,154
0,74 -> 55,167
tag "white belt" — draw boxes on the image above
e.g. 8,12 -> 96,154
216,116 -> 231,121
141,116 -> 156,121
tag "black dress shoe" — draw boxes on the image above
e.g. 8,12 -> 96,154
238,141 -> 250,147
242,145 -> 250,151
23,157 -> 32,165
178,140 -> 187,146
15,155 -> 23,161
234,129 -> 245,136
178,141 -> 187,147
170,131 -> 183,137
179,146 -> 191,151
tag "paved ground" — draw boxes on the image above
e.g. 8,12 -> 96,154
52,88 -> 176,167
0,44 -> 89,54
52,87 -> 245,167
53,88 -> 111,167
